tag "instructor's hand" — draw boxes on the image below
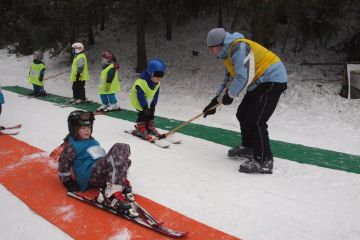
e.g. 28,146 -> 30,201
203,97 -> 219,118
222,91 -> 233,105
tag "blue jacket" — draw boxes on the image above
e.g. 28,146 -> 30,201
216,32 -> 288,97
68,136 -> 106,191
136,71 -> 160,108
0,85 -> 4,104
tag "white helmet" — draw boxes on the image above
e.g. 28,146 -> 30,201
71,42 -> 84,53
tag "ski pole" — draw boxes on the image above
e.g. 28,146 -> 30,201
158,102 -> 222,139
44,71 -> 68,81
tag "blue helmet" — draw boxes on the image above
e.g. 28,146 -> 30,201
147,59 -> 166,77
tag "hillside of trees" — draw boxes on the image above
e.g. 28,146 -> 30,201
1,0 -> 359,71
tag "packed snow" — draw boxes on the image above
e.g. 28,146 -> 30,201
1,17 -> 360,240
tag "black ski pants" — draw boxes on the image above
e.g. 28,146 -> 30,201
72,81 -> 86,100
236,82 -> 287,163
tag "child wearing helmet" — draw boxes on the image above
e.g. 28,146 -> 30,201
28,51 -> 46,97
97,51 -> 121,112
129,59 -> 166,139
69,42 -> 90,104
58,110 -> 138,217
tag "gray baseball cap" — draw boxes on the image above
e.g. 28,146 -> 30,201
207,28 -> 226,47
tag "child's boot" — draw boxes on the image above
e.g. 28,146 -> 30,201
122,178 -> 134,202
97,182 -> 138,217
105,103 -> 121,112
97,104 -> 107,112
147,120 -> 161,137
133,121 -> 149,139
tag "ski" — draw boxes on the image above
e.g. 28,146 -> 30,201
0,124 -> 22,130
125,130 -> 170,148
67,192 -> 186,238
0,130 -> 19,135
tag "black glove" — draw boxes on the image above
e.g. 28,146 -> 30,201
150,102 -> 156,114
203,97 -> 219,118
222,91 -> 233,105
75,73 -> 80,81
63,179 -> 80,192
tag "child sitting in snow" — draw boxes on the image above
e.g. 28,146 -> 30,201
129,59 -> 166,139
28,51 -> 46,96
96,51 -> 121,112
58,110 -> 137,216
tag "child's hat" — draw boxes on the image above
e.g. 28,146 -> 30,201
67,110 -> 95,138
207,28 -> 226,47
147,59 -> 166,77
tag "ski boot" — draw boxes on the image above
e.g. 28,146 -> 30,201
239,156 -> 273,174
96,182 -> 138,217
97,104 -> 108,112
132,122 -> 150,140
147,120 -> 161,137
122,178 -> 135,202
104,103 -> 121,112
69,98 -> 77,104
228,145 -> 253,159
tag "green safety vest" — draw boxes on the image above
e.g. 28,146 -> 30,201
98,64 -> 121,94
130,78 -> 160,111
70,53 -> 90,82
28,63 -> 46,86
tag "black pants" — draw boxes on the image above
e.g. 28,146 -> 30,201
72,81 -> 86,100
236,82 -> 287,162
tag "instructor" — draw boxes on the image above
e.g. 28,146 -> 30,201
203,28 -> 287,174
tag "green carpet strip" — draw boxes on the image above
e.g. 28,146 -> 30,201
4,85 -> 360,174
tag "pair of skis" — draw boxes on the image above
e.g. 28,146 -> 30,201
67,192 -> 186,238
125,130 -> 181,148
0,124 -> 22,135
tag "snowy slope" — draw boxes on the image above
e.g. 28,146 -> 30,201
1,91 -> 360,240
1,17 -> 360,239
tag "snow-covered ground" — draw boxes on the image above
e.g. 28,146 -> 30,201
1,17 -> 360,240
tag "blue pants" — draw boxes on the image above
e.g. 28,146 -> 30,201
100,93 -> 117,105
33,84 -> 45,94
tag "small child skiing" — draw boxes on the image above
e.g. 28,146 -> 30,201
69,42 -> 90,104
97,51 -> 121,112
28,51 -> 46,96
58,110 -> 138,217
129,59 -> 165,139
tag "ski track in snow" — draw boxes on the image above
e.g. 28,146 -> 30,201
0,92 -> 359,240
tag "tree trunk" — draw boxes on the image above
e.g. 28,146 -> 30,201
100,5 -> 105,31
136,0 -> 147,72
217,0 -> 222,27
165,0 -> 172,40
87,10 -> 95,45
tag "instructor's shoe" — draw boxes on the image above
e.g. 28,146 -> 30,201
239,157 -> 273,174
228,145 -> 253,159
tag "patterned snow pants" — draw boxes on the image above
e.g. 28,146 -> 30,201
88,143 -> 132,188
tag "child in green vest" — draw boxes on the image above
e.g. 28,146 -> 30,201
129,59 -> 166,139
97,51 -> 121,112
28,51 -> 46,97
69,42 -> 90,104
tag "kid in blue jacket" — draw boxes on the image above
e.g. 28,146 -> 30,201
129,59 -> 166,139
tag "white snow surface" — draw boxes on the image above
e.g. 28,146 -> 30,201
1,18 -> 360,240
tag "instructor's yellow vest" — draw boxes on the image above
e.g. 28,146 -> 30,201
130,79 -> 160,111
70,53 -> 90,82
98,64 -> 120,94
28,63 -> 46,86
224,38 -> 280,83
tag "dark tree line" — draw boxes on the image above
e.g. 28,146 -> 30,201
1,0 -> 359,71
